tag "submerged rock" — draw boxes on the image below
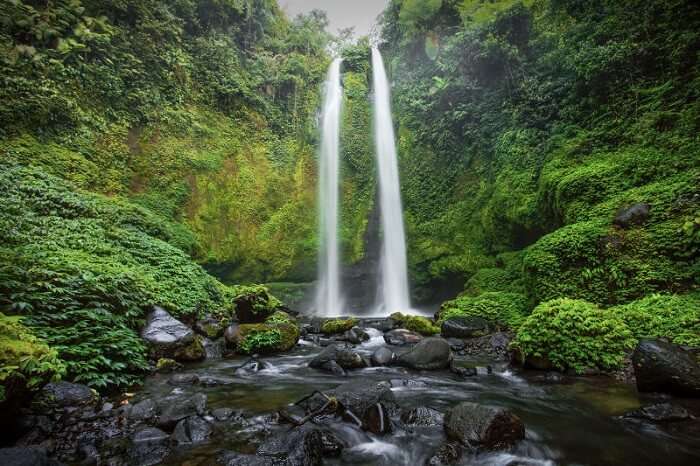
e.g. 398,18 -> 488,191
168,373 -> 200,385
400,406 -> 444,427
0,447 -> 63,466
235,358 -> 271,375
383,328 -> 423,346
441,316 -> 491,338
342,326 -> 370,344
397,337 -> 453,370
623,403 -> 691,423
427,441 -> 463,466
444,402 -> 525,450
330,381 -> 396,435
632,339 -> 700,397
371,346 -> 395,366
172,416 -> 213,444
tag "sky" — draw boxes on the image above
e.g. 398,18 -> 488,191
278,0 -> 390,37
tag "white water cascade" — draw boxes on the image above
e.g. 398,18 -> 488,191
371,47 -> 411,314
315,58 -> 344,316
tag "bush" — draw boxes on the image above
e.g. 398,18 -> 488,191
512,298 -> 635,373
610,293 -> 700,347
437,292 -> 529,329
463,268 -> 516,296
0,314 -> 65,403
390,313 -> 440,335
320,318 -> 359,335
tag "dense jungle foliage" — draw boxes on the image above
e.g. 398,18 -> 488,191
0,0 -> 699,396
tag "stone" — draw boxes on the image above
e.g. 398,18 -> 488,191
400,406 -> 444,427
140,307 -> 196,360
155,358 -> 181,373
450,363 -> 477,377
397,337 -> 453,370
383,328 -> 423,345
0,447 -> 63,466
370,346 -> 395,366
212,407 -> 235,421
32,382 -> 98,412
256,425 -> 324,466
224,324 -> 241,349
309,345 -> 366,371
427,442 -> 463,466
129,427 -> 170,466
614,202 -> 651,228
173,335 -> 206,362
194,315 -> 225,339
632,339 -> 700,397
235,358 -> 270,375
446,338 -> 465,351
171,416 -> 213,444
156,393 -> 207,430
444,402 -> 525,450
218,451 -> 273,466
329,381 -> 396,435
234,289 -> 276,323
168,373 -> 200,385
441,316 -> 491,338
128,398 -> 157,422
623,403 -> 690,423
342,326 -> 370,344
489,332 -> 511,352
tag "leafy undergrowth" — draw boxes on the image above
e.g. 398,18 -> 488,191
437,292 -> 529,330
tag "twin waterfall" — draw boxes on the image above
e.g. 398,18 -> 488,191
315,49 -> 411,317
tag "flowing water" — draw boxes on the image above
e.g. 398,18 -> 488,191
141,328 -> 700,466
372,47 -> 411,315
316,58 -> 344,317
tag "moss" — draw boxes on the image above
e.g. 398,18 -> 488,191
155,358 -> 181,373
437,292 -> 529,329
174,336 -> 206,362
320,318 -> 359,335
463,268 -> 516,296
512,299 -> 636,373
237,322 -> 300,355
390,313 -> 440,335
265,311 -> 295,325
609,292 -> 700,347
0,314 -> 65,403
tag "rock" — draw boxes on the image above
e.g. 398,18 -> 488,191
32,382 -> 98,413
194,315 -> 225,339
322,360 -> 346,376
330,381 -> 396,434
397,337 -> 453,370
444,402 -> 525,450
156,393 -> 207,430
234,288 -> 277,323
400,406 -> 444,427
203,337 -> 224,359
441,317 -> 491,338
446,338 -> 465,351
129,427 -> 170,466
127,398 -> 157,422
524,354 -> 554,371
309,345 -> 366,371
173,335 -> 206,362
172,416 -> 213,444
427,442 -> 463,466
389,379 -> 428,388
212,407 -> 235,421
256,425 -> 324,466
168,373 -> 200,385
450,363 -> 477,377
77,441 -> 99,466
489,332 -> 511,352
218,451 -> 273,466
224,324 -> 241,349
342,326 -> 370,344
632,339 -> 700,397
383,328 -> 423,346
155,358 -> 181,373
623,403 -> 690,423
614,203 -> 651,228
235,358 -> 270,375
318,430 -> 345,457
140,306 -> 197,361
0,447 -> 63,466
371,346 -> 395,366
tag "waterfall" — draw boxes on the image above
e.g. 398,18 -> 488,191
371,47 -> 411,314
315,58 -> 344,316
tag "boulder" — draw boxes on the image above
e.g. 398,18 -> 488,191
309,345 -> 366,372
218,451 -> 273,466
614,203 -> 650,228
32,382 -> 98,413
342,326 -> 370,344
489,332 -> 511,352
235,358 -> 271,375
128,427 -> 170,466
224,324 -> 241,349
234,288 -> 277,323
127,398 -> 157,422
173,335 -> 206,362
256,425 -> 326,466
444,402 -> 525,450
172,416 -> 213,444
371,346 -> 395,366
329,381 -> 396,435
397,337 -> 453,370
384,328 -> 423,346
194,315 -> 225,339
632,339 -> 700,397
623,403 -> 690,423
441,317 -> 491,338
156,393 -> 207,430
426,442 -> 463,466
0,447 -> 63,466
141,307 -> 200,361
400,406 -> 444,427
168,373 -> 199,386
211,407 -> 235,421
155,358 -> 181,373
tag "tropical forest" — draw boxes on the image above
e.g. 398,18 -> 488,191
0,0 -> 699,464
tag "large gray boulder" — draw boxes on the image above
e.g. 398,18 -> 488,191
632,339 -> 700,397
141,307 -> 204,361
397,337 -> 453,370
444,402 -> 525,450
156,393 -> 207,430
383,328 -> 423,346
32,382 -> 98,413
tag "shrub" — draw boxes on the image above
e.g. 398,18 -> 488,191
610,293 -> 700,347
512,298 -> 636,373
390,313 -> 440,335
320,318 -> 359,335
437,292 -> 529,329
463,268 -> 516,296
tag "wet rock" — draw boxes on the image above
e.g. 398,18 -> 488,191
156,393 -> 207,430
319,430 -> 345,457
168,373 -> 200,385
194,315 -> 226,339
218,451 -> 273,466
203,337 -> 224,359
614,203 -> 650,228
0,447 -> 63,466
623,403 -> 691,423
128,398 -> 157,422
212,407 -> 235,421
32,382 -> 98,413
256,425 -> 324,466
427,441 -> 463,466
400,406 -> 444,427
632,339 -> 700,397
155,358 -> 182,373
444,402 -> 525,450
330,381 -> 396,434
129,427 -> 170,466
524,354 -> 554,371
389,378 -> 428,388
309,345 -> 366,371
489,332 -> 511,352
77,441 -> 99,466
234,289 -> 276,323
199,375 -> 234,387
450,363 -> 477,377
441,316 -> 491,338
173,335 -> 206,362
446,338 -> 465,351
542,372 -> 565,384
383,328 -> 423,346
323,360 -> 347,376
235,358 -> 270,375
224,324 -> 241,349
342,326 -> 370,344
371,346 -> 395,366
172,416 -> 213,444
397,337 -> 453,370
140,307 -> 197,361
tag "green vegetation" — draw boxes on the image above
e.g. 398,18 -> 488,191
512,299 -> 636,373
390,313 -> 440,335
320,318 -> 359,335
437,292 -> 528,329
237,318 -> 300,355
232,284 -> 282,321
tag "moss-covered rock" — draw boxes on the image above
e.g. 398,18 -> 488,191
320,318 -> 359,335
236,322 -> 300,355
511,298 -> 636,373
173,336 -> 206,362
155,358 -> 182,373
389,313 -> 440,335
436,292 -> 529,330
232,285 -> 282,323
